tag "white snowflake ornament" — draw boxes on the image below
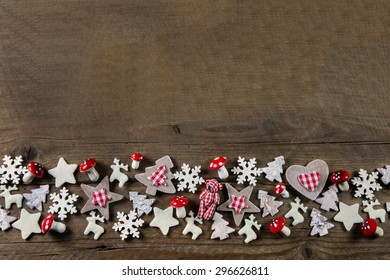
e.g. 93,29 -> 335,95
0,155 -> 27,185
362,199 -> 386,223
129,192 -> 155,217
23,185 -> 49,212
238,214 -> 261,243
310,208 -> 334,236
210,212 -> 235,240
352,169 -> 382,200
112,210 -> 144,240
231,157 -> 261,186
48,187 -> 79,220
377,166 -> 390,185
173,163 -> 205,193
261,156 -> 285,182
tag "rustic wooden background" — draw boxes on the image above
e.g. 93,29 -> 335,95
0,0 -> 389,260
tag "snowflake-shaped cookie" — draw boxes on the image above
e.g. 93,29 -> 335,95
377,166 -> 390,185
351,169 -> 382,200
48,187 -> 79,220
173,163 -> 205,193
231,157 -> 261,186
112,210 -> 144,240
0,155 -> 27,185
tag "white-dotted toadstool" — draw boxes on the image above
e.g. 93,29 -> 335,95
361,218 -> 383,237
131,152 -> 143,170
41,214 -> 66,234
274,183 -> 289,198
23,162 -> 44,184
210,156 -> 229,180
170,195 -> 189,219
79,159 -> 99,182
329,170 -> 350,191
270,216 -> 290,237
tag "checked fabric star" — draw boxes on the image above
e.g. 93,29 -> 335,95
80,176 -> 123,220
92,189 -> 111,208
135,156 -> 176,196
217,183 -> 260,226
228,195 -> 248,214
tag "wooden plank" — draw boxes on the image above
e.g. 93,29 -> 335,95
0,0 -> 389,259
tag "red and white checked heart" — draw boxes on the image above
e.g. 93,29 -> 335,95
92,188 -> 111,208
228,194 -> 248,214
148,165 -> 167,186
298,171 -> 320,191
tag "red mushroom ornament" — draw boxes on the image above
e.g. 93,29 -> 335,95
170,195 -> 189,218
80,159 -> 99,182
329,170 -> 350,191
361,218 -> 384,237
210,156 -> 229,180
23,162 -> 44,184
274,184 -> 289,198
131,153 -> 143,170
270,216 -> 291,237
41,214 -> 66,234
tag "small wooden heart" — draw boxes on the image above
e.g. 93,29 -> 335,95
286,159 -> 329,200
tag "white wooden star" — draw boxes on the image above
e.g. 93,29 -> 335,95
48,158 -> 78,188
12,209 -> 41,239
333,202 -> 364,231
150,206 -> 179,235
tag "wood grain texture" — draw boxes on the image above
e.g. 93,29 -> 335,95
0,0 -> 389,259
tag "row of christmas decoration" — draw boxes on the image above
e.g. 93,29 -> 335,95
0,154 -> 388,242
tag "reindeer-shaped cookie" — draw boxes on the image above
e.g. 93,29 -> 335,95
182,211 -> 203,240
363,199 -> 386,223
285,197 -> 308,226
0,185 -> 23,209
109,158 -> 129,188
84,211 -> 105,240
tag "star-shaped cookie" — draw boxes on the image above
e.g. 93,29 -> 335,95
0,208 -> 16,230
150,206 -> 179,235
12,209 -> 41,239
333,202 -> 364,231
135,156 -> 176,196
48,157 -> 78,188
80,176 -> 124,220
217,183 -> 260,226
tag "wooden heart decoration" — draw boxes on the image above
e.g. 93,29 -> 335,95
286,159 -> 329,200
